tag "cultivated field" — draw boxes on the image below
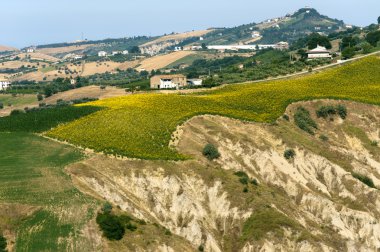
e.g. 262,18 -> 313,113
0,45 -> 18,52
0,61 -> 40,69
45,56 -> 380,159
0,132 -> 99,251
141,30 -> 213,47
137,51 -> 196,71
0,94 -> 36,106
15,52 -> 59,62
37,44 -> 97,55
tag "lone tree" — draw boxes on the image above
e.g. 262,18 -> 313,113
378,16 -> 380,24
202,144 -> 220,160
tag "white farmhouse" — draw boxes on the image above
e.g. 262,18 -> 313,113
0,81 -> 11,91
122,50 -> 129,55
74,54 -> 84,60
307,45 -> 332,59
150,74 -> 187,89
251,31 -> 261,38
26,47 -> 36,53
98,51 -> 107,57
187,79 -> 203,86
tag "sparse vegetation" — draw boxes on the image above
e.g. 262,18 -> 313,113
251,179 -> 259,186
202,144 -> 220,160
242,207 -> 298,241
234,171 -> 249,184
319,135 -> 329,142
294,107 -> 317,134
352,172 -> 376,189
371,140 -> 378,147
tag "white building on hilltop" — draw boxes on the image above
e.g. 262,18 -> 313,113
26,47 -> 36,53
0,81 -> 11,90
307,45 -> 332,59
98,51 -> 107,57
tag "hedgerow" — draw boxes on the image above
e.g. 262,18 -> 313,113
0,105 -> 102,133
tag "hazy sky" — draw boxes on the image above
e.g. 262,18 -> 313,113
1,0 -> 379,48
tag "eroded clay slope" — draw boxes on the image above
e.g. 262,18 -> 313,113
67,100 -> 380,251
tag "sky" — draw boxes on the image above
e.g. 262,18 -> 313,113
1,0 -> 379,48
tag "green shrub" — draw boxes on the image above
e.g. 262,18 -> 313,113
0,103 -> 3,109
371,140 -> 378,146
319,135 -> 329,141
316,105 -> 336,118
10,109 -> 25,116
126,223 -> 137,232
37,94 -> 44,101
284,149 -> 296,160
198,245 -> 204,252
243,187 -> 249,193
0,235 -> 6,252
316,105 -> 347,119
202,144 -> 220,160
102,202 -> 113,214
336,105 -> 347,119
282,114 -> 289,121
96,212 -> 125,240
352,172 -> 376,189
294,107 -> 317,134
251,179 -> 259,186
239,177 -> 249,185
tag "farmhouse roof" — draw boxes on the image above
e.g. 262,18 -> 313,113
153,74 -> 186,79
307,45 -> 330,54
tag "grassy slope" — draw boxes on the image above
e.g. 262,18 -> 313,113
46,56 -> 380,160
0,132 -> 98,251
0,94 -> 37,107
165,53 -> 206,69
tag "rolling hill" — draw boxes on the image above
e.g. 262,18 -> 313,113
200,7 -> 346,45
21,7 -> 348,59
1,56 -> 380,250
43,56 -> 380,160
0,45 -> 18,52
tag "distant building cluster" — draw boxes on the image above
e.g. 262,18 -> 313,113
97,50 -> 129,57
190,41 -> 289,52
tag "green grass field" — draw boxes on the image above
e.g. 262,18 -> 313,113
0,132 -> 97,250
44,56 -> 380,160
165,53 -> 206,69
0,94 -> 37,107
